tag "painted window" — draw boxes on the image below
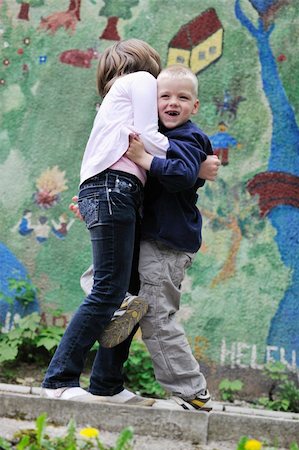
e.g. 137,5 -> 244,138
176,55 -> 185,63
209,46 -> 217,54
198,51 -> 206,60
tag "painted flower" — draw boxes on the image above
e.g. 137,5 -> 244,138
244,439 -> 262,450
34,166 -> 68,208
79,427 -> 100,439
277,53 -> 286,62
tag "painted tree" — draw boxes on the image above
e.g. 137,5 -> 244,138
99,0 -> 139,41
235,0 -> 299,365
201,179 -> 265,287
17,0 -> 45,21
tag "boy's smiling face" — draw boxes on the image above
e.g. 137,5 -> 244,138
157,78 -> 199,129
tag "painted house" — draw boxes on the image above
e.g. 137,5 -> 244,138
167,8 -> 224,74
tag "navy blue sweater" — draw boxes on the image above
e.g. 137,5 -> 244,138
141,120 -> 213,253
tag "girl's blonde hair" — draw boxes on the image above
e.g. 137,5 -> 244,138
97,39 -> 162,97
157,64 -> 198,96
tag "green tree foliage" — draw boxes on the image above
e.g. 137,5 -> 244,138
99,0 -> 138,20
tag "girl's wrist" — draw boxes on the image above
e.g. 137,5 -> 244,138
141,153 -> 153,170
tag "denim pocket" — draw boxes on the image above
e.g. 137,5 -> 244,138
78,195 -> 100,229
113,177 -> 139,194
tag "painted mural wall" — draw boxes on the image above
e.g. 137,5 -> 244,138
0,0 -> 298,377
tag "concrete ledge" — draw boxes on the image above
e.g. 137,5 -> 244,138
209,411 -> 299,448
0,393 -> 209,444
0,386 -> 299,447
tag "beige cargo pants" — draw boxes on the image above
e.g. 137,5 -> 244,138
139,239 -> 207,400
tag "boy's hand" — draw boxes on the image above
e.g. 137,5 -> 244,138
69,196 -> 83,220
199,155 -> 220,181
126,135 -> 153,171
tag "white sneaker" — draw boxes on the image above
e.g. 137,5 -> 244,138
41,387 -> 96,402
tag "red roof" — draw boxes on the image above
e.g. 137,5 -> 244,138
169,8 -> 223,50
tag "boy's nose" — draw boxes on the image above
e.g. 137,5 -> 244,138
169,97 -> 178,105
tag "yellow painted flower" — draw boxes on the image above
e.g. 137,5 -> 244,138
79,427 -> 100,439
244,439 -> 262,450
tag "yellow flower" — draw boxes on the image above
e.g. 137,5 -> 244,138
79,427 -> 100,439
244,439 -> 262,450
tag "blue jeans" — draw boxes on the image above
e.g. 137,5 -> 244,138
42,170 -> 143,391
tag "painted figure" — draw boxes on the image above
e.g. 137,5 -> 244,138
34,216 -> 51,243
209,122 -> 240,165
13,210 -> 34,236
51,214 -> 74,239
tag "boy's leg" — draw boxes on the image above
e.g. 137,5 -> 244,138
139,239 -> 211,411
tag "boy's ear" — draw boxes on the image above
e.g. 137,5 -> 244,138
192,99 -> 200,115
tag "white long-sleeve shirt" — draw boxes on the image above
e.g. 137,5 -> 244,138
80,71 -> 169,185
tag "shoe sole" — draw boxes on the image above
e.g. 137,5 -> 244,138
99,297 -> 148,348
172,396 -> 212,412
91,395 -> 155,407
125,397 -> 155,407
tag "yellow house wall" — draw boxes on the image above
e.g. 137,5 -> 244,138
190,28 -> 223,74
167,48 -> 191,67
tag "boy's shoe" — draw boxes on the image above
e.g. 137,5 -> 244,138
172,390 -> 212,412
99,295 -> 148,348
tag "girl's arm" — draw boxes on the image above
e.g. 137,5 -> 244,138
130,72 -> 169,157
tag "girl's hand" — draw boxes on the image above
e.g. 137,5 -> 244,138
126,135 -> 153,170
69,196 -> 83,220
199,155 -> 220,181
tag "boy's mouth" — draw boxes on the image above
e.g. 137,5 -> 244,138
165,111 -> 179,116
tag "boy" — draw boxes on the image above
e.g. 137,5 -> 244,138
82,65 -> 219,411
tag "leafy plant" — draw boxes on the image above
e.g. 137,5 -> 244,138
0,313 -> 40,364
218,378 -> 244,402
290,443 -> 299,450
258,380 -> 299,413
258,362 -> 299,413
0,313 -> 64,365
8,278 -> 37,308
236,436 -> 262,450
34,325 -> 64,352
2,413 -> 134,449
124,340 -> 167,398
0,277 -> 38,318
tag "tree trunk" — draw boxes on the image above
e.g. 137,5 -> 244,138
67,0 -> 81,21
100,16 -> 120,41
17,2 -> 30,21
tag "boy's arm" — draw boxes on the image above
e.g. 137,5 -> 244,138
199,155 -> 220,181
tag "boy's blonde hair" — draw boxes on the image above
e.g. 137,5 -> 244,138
97,39 -> 162,97
157,64 -> 198,96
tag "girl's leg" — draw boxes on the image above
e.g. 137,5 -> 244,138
88,325 -> 138,395
42,171 -> 142,389
89,218 -> 141,395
